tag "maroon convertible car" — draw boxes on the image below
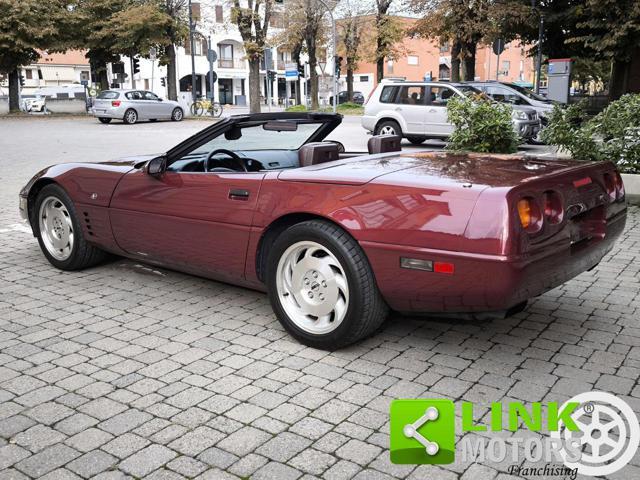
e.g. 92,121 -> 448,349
20,112 -> 627,349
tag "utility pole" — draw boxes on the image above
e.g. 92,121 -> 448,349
208,35 -> 215,101
532,0 -> 544,94
188,0 -> 197,102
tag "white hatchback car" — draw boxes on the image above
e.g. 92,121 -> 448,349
361,81 -> 540,144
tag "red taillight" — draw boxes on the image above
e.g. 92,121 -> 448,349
434,262 -> 454,274
603,173 -> 616,201
111,100 -> 121,107
517,197 -> 542,232
542,191 -> 564,224
614,171 -> 625,201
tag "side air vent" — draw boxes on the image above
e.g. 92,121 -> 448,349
83,211 -> 95,237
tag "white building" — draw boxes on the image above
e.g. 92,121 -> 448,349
113,1 -> 328,108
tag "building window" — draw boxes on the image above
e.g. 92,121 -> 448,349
407,55 -> 419,66
25,69 -> 33,79
269,12 -> 283,28
359,75 -> 369,82
501,60 -> 511,75
215,5 -> 223,23
439,42 -> 450,53
218,43 -> 234,68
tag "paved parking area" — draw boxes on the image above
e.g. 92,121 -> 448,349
1,117 -> 639,479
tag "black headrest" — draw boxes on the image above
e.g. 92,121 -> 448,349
367,135 -> 402,154
298,142 -> 339,167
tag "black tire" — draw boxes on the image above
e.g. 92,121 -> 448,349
123,108 -> 137,125
33,184 -> 107,271
407,136 -> 426,145
266,220 -> 388,350
375,119 -> 401,137
171,107 -> 184,121
98,117 -> 111,124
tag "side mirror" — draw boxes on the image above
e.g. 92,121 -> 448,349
146,156 -> 167,176
157,98 -> 163,101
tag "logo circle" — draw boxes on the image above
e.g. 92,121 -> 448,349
550,391 -> 640,476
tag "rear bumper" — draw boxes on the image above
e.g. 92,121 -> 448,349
362,209 -> 626,313
92,106 -> 125,119
361,115 -> 376,133
514,119 -> 540,139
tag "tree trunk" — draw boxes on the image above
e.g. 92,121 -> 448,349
346,67 -> 354,102
461,42 -> 476,81
99,69 -> 109,90
450,41 -> 461,82
309,66 -> 319,110
248,57 -> 261,113
167,44 -> 178,101
9,68 -> 20,112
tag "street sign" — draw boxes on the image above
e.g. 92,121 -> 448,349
149,47 -> 157,60
492,39 -> 505,56
209,71 -> 218,83
80,80 -> 88,86
285,63 -> 298,81
89,88 -> 97,97
207,49 -> 217,63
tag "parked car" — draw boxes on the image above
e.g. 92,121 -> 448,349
92,89 -> 184,124
330,90 -> 365,105
362,81 -> 540,144
20,112 -> 626,349
23,96 -> 46,113
467,81 -> 555,143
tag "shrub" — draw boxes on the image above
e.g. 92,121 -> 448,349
446,95 -> 519,154
285,104 -> 307,112
542,93 -> 640,174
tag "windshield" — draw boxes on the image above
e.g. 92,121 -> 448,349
191,121 -> 325,153
503,83 -> 550,103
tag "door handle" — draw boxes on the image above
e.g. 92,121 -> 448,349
428,109 -> 437,113
229,188 -> 250,200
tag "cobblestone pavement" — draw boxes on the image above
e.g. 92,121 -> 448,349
1,117 -> 639,479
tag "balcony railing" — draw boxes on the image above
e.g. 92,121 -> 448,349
218,58 -> 246,69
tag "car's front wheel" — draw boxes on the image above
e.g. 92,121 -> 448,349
34,184 -> 107,271
98,117 -> 111,124
375,119 -> 401,137
123,109 -> 138,125
171,107 -> 184,122
267,220 -> 388,349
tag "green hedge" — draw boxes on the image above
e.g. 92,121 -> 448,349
446,95 -> 519,154
542,94 -> 640,174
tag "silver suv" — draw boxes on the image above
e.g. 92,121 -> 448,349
361,81 -> 540,144
92,89 -> 184,125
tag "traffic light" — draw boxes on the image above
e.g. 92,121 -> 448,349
267,70 -> 276,81
161,77 -> 166,87
298,63 -> 305,77
132,57 -> 140,74
19,75 -> 25,87
335,56 -> 343,79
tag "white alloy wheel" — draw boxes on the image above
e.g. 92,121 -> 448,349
38,196 -> 74,261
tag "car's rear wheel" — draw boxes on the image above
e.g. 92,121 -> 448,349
267,220 -> 388,349
171,107 -> 184,122
98,118 -> 111,124
375,119 -> 401,137
123,109 -> 138,125
34,184 -> 107,271
407,136 -> 426,145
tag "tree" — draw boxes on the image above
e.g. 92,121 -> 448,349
372,0 -> 405,82
409,0 -> 528,81
161,0 -> 189,100
568,0 -> 640,99
231,0 -> 273,113
0,0 -> 60,111
338,2 -> 366,102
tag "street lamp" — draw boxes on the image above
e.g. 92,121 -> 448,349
531,0 -> 544,94
315,0 -> 337,114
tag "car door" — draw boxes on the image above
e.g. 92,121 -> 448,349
109,168 -> 264,283
393,85 -> 427,135
143,91 -> 171,118
424,85 -> 456,136
125,91 -> 147,119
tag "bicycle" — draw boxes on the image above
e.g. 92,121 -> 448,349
190,97 -> 223,118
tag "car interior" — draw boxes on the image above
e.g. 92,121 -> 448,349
166,117 -> 402,174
